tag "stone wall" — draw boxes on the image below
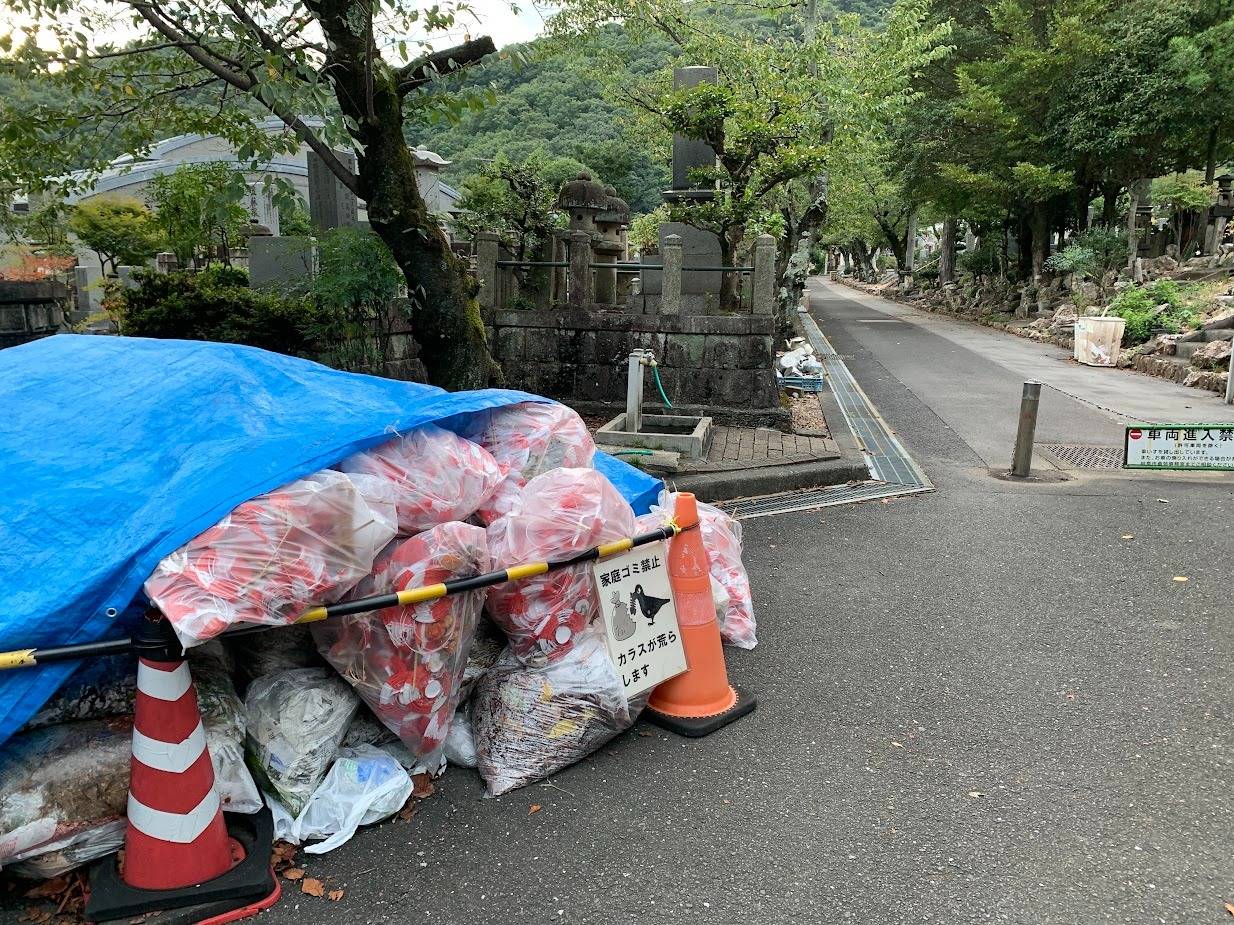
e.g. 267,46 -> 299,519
485,308 -> 780,416
0,281 -> 68,349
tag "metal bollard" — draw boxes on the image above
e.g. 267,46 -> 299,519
1010,381 -> 1041,477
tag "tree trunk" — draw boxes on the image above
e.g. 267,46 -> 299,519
1126,178 -> 1147,269
938,216 -> 957,284
311,0 -> 496,389
1100,183 -> 1121,227
1205,126 -> 1219,185
1030,203 -> 1049,283
1074,184 -> 1091,232
718,226 -> 743,310
903,208 -> 918,274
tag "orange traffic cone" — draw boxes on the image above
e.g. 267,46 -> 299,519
645,492 -> 756,737
87,611 -> 280,924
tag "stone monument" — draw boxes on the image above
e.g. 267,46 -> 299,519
308,150 -> 359,232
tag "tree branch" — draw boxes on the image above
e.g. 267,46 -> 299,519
396,36 -> 496,97
127,0 -> 360,196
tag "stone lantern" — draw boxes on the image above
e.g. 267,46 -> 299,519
592,186 -> 631,308
556,171 -> 609,235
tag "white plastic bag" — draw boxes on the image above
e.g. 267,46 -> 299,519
244,668 -> 359,815
195,673 -> 263,814
337,424 -> 503,534
442,702 -> 478,769
145,470 -> 397,647
292,746 -> 412,854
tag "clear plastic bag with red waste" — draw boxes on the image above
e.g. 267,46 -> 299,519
472,635 -> 644,796
452,403 -> 597,524
336,423 -> 503,535
312,522 -> 490,771
485,468 -> 636,666
639,492 -> 756,649
144,470 -> 397,648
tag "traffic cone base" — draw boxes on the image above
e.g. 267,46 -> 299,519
644,685 -> 756,738
86,807 -> 280,924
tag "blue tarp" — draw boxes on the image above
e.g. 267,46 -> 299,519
0,334 -> 661,744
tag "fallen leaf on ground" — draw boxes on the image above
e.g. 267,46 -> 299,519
412,773 -> 435,799
328,890 -> 344,902
968,791 -> 984,798
1173,576 -> 1189,582
283,868 -> 305,881
23,878 -> 69,901
890,741 -> 905,749
1121,534 -> 1134,540
399,796 -> 418,821
1156,498 -> 1170,503
529,804 -> 542,815
271,841 -> 298,870
637,731 -> 652,737
1224,901 -> 1234,916
300,878 -> 325,898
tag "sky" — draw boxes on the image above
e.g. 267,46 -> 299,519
0,0 -> 553,56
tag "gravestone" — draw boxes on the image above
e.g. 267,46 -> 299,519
249,236 -> 315,291
247,183 -> 281,236
640,66 -> 724,312
308,150 -> 359,232
73,266 -> 102,316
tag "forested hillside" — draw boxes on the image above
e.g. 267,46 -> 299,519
410,0 -> 893,213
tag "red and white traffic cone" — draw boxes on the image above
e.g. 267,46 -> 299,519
87,611 -> 279,925
124,655 -> 233,889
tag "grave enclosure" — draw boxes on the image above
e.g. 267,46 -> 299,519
472,67 -> 785,426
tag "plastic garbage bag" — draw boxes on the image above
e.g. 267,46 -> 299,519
230,624 -> 327,692
640,493 -> 756,649
194,672 -> 263,815
145,470 -> 398,647
442,702 -> 477,769
292,746 -> 412,854
314,523 -> 488,769
472,636 -> 642,796
0,718 -> 132,876
337,423 -> 503,535
452,403 -> 596,524
244,668 -> 359,815
341,706 -> 400,750
21,656 -> 136,731
485,468 -> 636,666
459,617 -> 506,704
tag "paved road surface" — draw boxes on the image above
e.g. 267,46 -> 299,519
8,280 -> 1234,925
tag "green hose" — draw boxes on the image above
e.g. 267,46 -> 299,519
652,364 -> 673,408
610,449 -> 655,457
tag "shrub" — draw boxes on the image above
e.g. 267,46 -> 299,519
116,268 -> 339,357
1045,227 -> 1127,280
957,239 -> 999,280
1106,281 -> 1194,346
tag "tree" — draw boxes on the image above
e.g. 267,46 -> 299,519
454,152 -> 592,263
551,0 -> 835,308
147,163 -> 251,268
1151,172 -> 1214,257
0,1 -> 501,389
67,197 -> 162,275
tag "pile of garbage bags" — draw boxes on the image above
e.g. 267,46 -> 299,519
0,402 -> 760,876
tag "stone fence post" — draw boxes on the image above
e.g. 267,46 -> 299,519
661,234 -> 683,316
568,230 -> 593,309
475,232 -> 500,313
752,233 -> 776,315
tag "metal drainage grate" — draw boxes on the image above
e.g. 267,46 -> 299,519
1039,444 -> 1124,470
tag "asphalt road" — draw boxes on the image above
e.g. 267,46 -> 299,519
8,280 -> 1234,924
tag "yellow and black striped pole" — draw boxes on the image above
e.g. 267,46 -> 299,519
0,520 -> 685,671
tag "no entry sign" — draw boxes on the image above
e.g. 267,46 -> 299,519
1124,425 -> 1234,470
